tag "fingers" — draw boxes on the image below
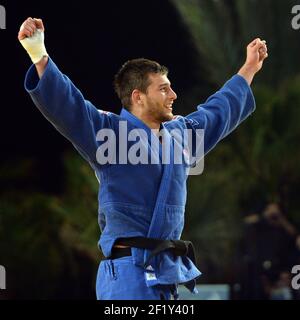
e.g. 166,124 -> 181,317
249,38 -> 265,50
18,17 -> 44,40
248,38 -> 267,50
248,38 -> 261,48
33,18 -> 45,32
258,40 -> 268,60
21,17 -> 37,35
248,38 -> 268,60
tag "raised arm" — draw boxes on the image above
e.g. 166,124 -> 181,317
173,38 -> 268,157
18,18 -> 113,165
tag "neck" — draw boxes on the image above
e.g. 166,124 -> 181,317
130,109 -> 161,130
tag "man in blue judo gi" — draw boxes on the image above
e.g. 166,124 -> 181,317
18,17 -> 268,300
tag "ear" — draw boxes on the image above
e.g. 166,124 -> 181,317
131,89 -> 143,106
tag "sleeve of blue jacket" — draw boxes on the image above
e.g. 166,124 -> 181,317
183,74 -> 256,155
24,57 -> 113,164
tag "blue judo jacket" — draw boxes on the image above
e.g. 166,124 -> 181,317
25,58 -> 255,292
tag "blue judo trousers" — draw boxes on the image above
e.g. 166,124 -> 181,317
24,58 -> 255,300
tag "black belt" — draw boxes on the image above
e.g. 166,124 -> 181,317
107,237 -> 197,293
110,247 -> 132,259
109,237 -> 197,268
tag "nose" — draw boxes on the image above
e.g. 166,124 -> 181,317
169,87 -> 177,100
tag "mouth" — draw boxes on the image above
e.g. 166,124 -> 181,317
165,103 -> 173,111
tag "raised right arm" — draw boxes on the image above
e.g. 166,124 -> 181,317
19,18 -> 113,164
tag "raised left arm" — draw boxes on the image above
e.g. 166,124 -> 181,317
171,38 -> 268,157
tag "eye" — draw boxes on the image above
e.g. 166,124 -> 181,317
160,87 -> 168,92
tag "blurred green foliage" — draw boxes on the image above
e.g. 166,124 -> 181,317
0,153 -> 100,298
172,0 -> 300,86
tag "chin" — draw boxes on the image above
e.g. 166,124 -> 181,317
163,112 -> 173,122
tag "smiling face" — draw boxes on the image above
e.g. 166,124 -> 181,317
139,73 -> 177,126
114,58 -> 176,128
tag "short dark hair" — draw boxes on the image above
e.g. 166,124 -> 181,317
114,58 -> 168,110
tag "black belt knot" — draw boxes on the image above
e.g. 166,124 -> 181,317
111,237 -> 197,269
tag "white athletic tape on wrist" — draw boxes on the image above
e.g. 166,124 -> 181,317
20,29 -> 48,64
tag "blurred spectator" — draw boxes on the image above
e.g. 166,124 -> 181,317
234,202 -> 299,300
